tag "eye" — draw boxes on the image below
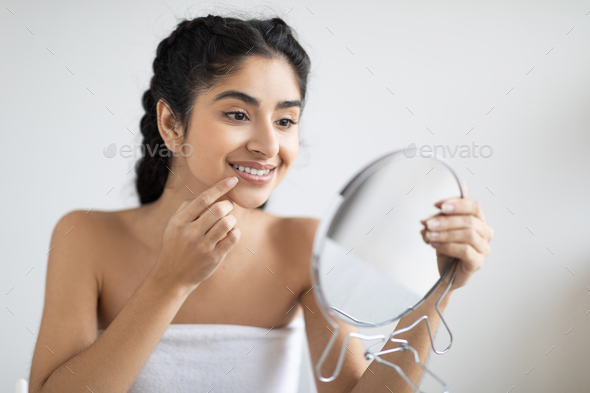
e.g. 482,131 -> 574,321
277,118 -> 297,129
225,111 -> 249,122
224,111 -> 297,129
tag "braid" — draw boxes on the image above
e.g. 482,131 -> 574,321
135,19 -> 207,205
135,86 -> 168,204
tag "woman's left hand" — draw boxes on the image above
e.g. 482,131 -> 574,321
420,180 -> 494,291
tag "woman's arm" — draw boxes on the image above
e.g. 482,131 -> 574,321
29,210 -> 194,393
30,176 -> 242,393
300,248 -> 454,393
349,283 -> 453,393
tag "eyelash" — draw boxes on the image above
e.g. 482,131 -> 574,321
224,111 -> 297,129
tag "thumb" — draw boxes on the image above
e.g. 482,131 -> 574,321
460,180 -> 468,198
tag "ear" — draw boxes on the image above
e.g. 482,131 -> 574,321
156,99 -> 185,154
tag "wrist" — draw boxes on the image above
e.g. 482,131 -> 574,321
145,266 -> 197,301
431,281 -> 454,306
412,281 -> 454,315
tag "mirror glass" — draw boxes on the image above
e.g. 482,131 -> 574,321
312,149 -> 463,327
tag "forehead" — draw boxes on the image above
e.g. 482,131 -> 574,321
206,55 -> 301,105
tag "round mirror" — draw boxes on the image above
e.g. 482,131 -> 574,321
311,148 -> 463,327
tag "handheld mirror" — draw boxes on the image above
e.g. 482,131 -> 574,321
311,147 -> 463,392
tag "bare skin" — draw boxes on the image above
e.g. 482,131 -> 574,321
94,204 -> 307,330
29,54 -> 494,393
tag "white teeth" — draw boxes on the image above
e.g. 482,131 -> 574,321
232,164 -> 271,176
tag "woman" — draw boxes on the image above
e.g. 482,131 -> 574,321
29,14 -> 493,393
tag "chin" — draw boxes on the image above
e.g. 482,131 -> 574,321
240,199 -> 268,209
243,200 -> 268,210
230,195 -> 269,210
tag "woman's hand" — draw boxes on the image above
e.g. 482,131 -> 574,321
420,180 -> 494,291
150,176 -> 242,291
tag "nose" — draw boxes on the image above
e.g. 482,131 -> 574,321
247,118 -> 280,158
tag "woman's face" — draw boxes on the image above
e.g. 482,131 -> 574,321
175,55 -> 301,209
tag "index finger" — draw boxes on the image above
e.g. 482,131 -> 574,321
433,197 -> 486,222
176,176 -> 239,223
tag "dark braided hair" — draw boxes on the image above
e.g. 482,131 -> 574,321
135,14 -> 311,210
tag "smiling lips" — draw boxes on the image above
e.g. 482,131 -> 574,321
228,161 -> 278,185
228,161 -> 278,170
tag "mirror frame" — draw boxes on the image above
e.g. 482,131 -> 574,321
310,148 -> 464,328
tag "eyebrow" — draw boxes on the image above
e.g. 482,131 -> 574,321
211,89 -> 301,110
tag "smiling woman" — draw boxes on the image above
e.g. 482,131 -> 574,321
27,13 -> 326,393
27,10 -> 495,393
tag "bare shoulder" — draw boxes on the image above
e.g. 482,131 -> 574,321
51,209 -> 114,259
272,215 -> 321,295
51,208 -> 130,253
49,208 -> 135,288
47,209 -> 101,292
266,214 -> 320,253
54,207 -> 132,232
45,207 -> 132,304
279,215 -> 321,243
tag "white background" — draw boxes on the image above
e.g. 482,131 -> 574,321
1,0 -> 590,392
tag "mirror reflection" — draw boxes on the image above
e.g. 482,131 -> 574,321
314,150 -> 463,327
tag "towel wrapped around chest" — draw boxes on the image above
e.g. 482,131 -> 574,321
97,314 -> 306,393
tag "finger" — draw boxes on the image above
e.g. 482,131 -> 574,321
176,177 -> 239,223
432,179 -> 467,208
175,199 -> 191,214
420,227 -> 428,244
215,225 -> 241,253
460,180 -> 468,198
433,197 -> 485,222
431,242 -> 483,272
426,228 -> 490,254
421,214 -> 490,240
204,214 -> 237,243
191,200 -> 235,233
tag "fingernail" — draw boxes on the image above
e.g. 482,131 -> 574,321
442,203 -> 454,213
427,231 -> 439,239
426,219 -> 440,229
226,176 -> 238,186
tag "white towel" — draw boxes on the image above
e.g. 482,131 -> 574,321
97,314 -> 305,393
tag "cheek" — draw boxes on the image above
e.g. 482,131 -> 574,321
283,136 -> 299,163
184,130 -> 235,174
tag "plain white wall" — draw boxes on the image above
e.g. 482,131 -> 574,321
2,0 -> 590,392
